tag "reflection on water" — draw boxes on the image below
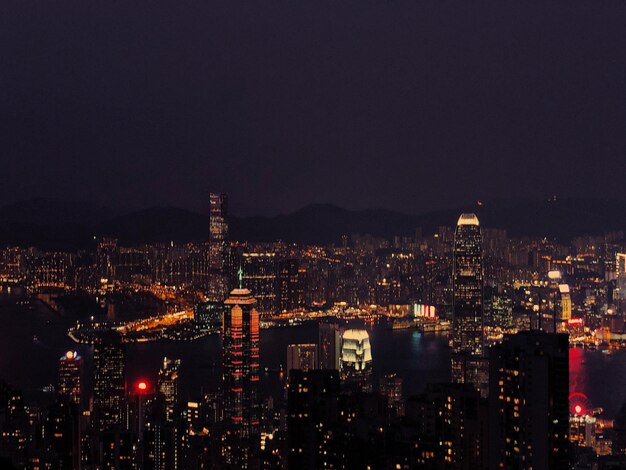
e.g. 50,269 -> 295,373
3,286 -> 626,416
569,346 -> 626,418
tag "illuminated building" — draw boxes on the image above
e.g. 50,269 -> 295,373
318,321 -> 341,370
92,331 -> 125,432
286,344 -> 317,372
557,284 -> 572,322
340,329 -> 373,392
488,331 -> 569,469
451,213 -> 487,395
207,192 -> 229,302
287,369 -> 340,470
58,350 -> 82,406
157,357 -> 181,423
222,274 -> 260,468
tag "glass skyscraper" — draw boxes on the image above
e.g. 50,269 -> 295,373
451,213 -> 486,394
207,192 -> 228,302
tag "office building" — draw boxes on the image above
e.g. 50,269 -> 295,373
157,357 -> 181,423
452,213 -> 487,395
92,331 -> 125,432
58,350 -> 82,407
207,193 -> 228,302
222,281 -> 260,468
340,329 -> 373,392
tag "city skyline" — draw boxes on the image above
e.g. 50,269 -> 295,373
2,0 -> 626,467
1,197 -> 625,467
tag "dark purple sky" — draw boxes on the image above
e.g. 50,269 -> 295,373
1,0 -> 625,216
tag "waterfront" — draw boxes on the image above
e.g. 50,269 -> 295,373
2,286 -> 626,417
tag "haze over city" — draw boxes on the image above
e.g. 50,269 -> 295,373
2,1 -> 626,469
2,0 -> 626,215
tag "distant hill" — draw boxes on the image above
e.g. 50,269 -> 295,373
96,207 -> 206,245
0,197 -> 625,249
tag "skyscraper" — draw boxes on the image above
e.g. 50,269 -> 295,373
157,357 -> 181,423
340,329 -> 373,392
207,192 -> 228,302
92,331 -> 125,432
452,213 -> 487,395
58,350 -> 82,407
222,277 -> 260,468
488,331 -> 569,469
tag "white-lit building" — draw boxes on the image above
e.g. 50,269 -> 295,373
340,329 -> 373,392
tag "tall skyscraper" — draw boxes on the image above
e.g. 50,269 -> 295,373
452,213 -> 487,395
318,321 -> 341,370
222,277 -> 260,468
157,357 -> 181,423
340,329 -> 373,392
92,331 -> 125,432
207,192 -> 228,302
286,344 -> 318,372
488,331 -> 569,469
58,350 -> 82,406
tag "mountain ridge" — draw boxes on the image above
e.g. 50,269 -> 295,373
0,197 -> 624,249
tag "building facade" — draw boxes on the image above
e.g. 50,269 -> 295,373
222,284 -> 260,468
452,213 -> 487,395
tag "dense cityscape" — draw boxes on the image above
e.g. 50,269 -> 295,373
3,0 -> 626,467
1,192 -> 626,468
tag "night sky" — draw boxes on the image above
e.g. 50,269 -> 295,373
2,0 -> 626,216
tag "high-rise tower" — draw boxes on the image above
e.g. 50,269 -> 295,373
222,275 -> 260,468
451,213 -> 486,394
207,192 -> 228,302
92,331 -> 125,432
157,357 -> 181,423
340,329 -> 373,393
58,350 -> 82,407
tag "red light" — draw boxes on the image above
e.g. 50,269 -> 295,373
136,380 -> 149,393
575,404 -> 583,414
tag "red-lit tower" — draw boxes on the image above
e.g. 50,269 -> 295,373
222,269 -> 260,468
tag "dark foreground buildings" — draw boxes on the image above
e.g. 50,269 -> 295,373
489,331 -> 570,470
